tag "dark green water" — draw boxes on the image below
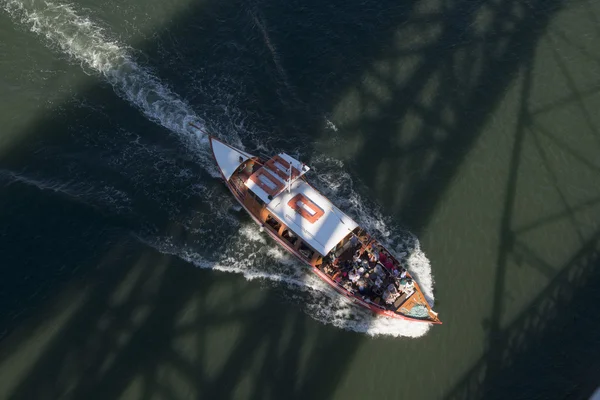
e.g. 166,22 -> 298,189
1,0 -> 599,399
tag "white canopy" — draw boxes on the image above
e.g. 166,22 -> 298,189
266,179 -> 358,256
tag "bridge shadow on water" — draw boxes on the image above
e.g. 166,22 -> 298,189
1,0 -> 599,398
0,236 -> 360,399
445,233 -> 600,400
441,4 -> 600,395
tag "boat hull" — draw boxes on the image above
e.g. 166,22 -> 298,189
209,138 -> 440,324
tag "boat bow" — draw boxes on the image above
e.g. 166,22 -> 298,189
210,137 -> 255,181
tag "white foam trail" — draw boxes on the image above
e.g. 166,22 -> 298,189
1,0 -> 228,172
0,168 -> 131,212
139,223 -> 432,338
325,117 -> 339,132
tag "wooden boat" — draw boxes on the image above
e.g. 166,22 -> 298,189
196,124 -> 441,324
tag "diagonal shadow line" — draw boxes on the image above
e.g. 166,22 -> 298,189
513,195 -> 600,234
253,314 -> 306,399
444,228 -> 600,400
384,0 -> 567,231
530,84 -> 600,117
550,27 -> 600,66
410,101 -> 454,133
530,123 -> 586,243
584,0 -> 600,36
532,121 -> 600,173
441,6 -> 600,389
481,52 -> 535,387
4,243 -> 209,400
548,34 -> 600,144
512,239 -> 557,278
65,265 -> 208,400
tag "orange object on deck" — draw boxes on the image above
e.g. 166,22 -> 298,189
287,193 -> 324,223
249,168 -> 284,196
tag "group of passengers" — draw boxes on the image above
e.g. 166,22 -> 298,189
323,237 -> 415,307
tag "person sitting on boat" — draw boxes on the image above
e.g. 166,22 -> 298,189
390,260 -> 402,275
373,263 -> 386,277
348,268 -> 361,283
357,277 -> 368,294
359,258 -> 369,270
372,275 -> 383,288
382,284 -> 399,304
367,247 -> 379,263
353,267 -> 366,283
367,252 -> 376,263
383,258 -> 394,271
368,275 -> 383,297
324,264 -> 334,275
398,278 -> 415,297
352,251 -> 361,264
342,260 -> 352,271
378,249 -> 388,264
332,270 -> 343,283
399,277 -> 414,291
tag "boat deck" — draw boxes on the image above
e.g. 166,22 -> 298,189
319,234 -> 437,321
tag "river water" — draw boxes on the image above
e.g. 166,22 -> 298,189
0,0 -> 599,399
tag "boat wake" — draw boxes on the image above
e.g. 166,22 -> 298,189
3,0 -> 436,337
1,0 -> 225,174
324,116 -> 339,132
139,223 -> 432,338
